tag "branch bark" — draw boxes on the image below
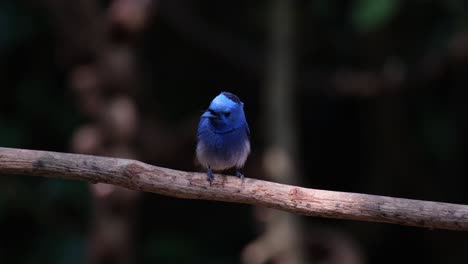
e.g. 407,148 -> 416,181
1,147 -> 467,231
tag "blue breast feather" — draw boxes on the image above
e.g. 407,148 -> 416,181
197,118 -> 250,169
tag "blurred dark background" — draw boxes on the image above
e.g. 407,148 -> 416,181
1,0 -> 467,263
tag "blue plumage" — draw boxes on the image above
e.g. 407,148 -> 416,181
196,92 -> 250,183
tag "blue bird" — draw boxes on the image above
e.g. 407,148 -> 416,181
196,92 -> 250,183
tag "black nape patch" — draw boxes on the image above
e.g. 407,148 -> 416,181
221,91 -> 242,104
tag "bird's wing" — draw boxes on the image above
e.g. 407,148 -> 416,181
197,118 -> 207,138
245,122 -> 250,136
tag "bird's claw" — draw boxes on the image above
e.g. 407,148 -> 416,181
236,170 -> 244,179
207,167 -> 214,184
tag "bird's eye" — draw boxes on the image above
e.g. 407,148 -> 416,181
224,112 -> 231,117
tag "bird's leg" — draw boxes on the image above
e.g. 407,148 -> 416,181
207,165 -> 214,183
235,169 -> 244,179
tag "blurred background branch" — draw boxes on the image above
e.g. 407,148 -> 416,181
41,1 -> 155,263
242,1 -> 307,264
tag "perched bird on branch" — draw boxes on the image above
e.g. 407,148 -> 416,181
196,92 -> 251,183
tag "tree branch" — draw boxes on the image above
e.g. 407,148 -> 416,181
0,147 -> 467,231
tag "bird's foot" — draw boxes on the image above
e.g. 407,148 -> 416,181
236,170 -> 245,179
207,167 -> 214,184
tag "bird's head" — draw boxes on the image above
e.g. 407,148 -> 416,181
201,92 -> 246,133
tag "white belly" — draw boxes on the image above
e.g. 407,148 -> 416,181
196,140 -> 250,171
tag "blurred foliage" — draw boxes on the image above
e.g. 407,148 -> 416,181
1,2 -> 83,262
352,0 -> 400,32
0,176 -> 89,264
0,2 -> 36,51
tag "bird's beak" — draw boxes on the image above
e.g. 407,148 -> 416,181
202,110 -> 218,119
